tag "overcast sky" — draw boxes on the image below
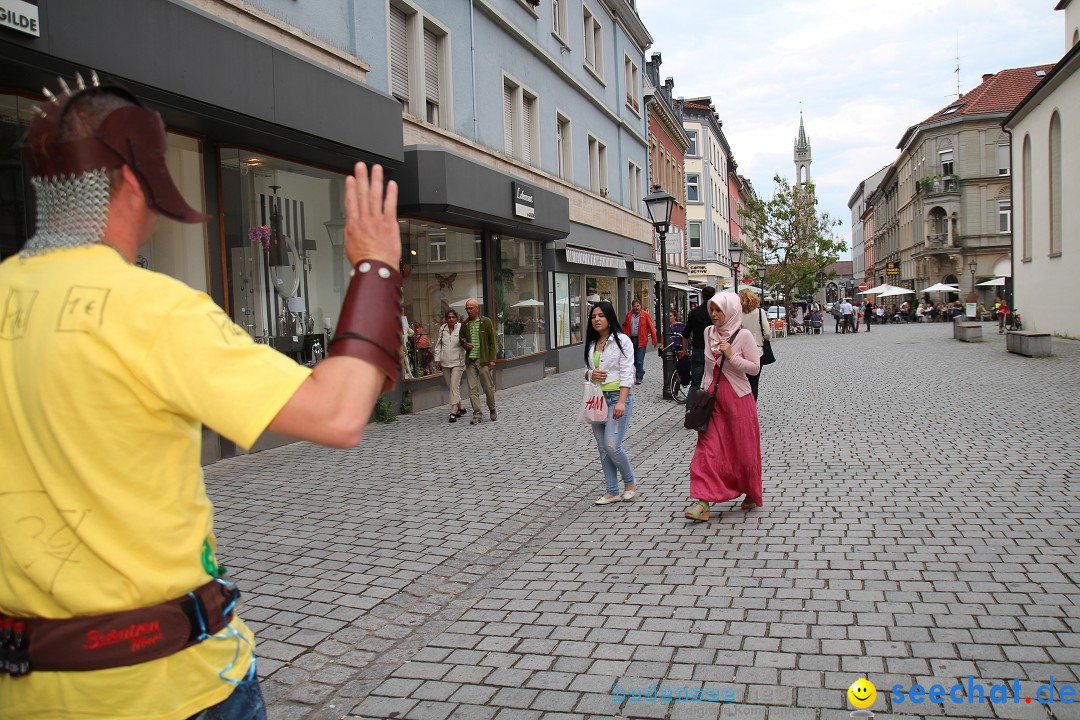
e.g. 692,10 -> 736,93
637,0 -> 1065,254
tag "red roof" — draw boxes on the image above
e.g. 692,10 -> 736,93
919,65 -> 1055,126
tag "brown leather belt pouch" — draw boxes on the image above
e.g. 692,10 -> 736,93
6,580 -> 236,674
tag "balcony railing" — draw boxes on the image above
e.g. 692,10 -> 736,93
919,176 -> 959,196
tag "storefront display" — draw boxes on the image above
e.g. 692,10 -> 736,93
494,235 -> 544,359
632,278 -> 652,316
586,275 -> 617,305
220,149 -> 345,366
553,272 -> 583,347
400,219 -> 483,380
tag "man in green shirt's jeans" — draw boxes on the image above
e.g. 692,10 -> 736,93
460,298 -> 497,424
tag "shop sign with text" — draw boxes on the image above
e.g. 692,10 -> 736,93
512,182 -> 535,220
0,0 -> 39,37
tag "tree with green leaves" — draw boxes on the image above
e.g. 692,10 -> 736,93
737,175 -> 846,304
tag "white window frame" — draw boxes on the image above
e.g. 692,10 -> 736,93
939,148 -> 954,176
623,54 -> 640,115
503,74 -> 540,166
387,2 -> 453,129
688,221 -> 701,249
582,5 -> 604,82
686,130 -> 698,157
628,160 -> 642,213
430,235 -> 447,262
997,143 -> 1010,176
686,173 -> 700,203
552,0 -> 568,45
556,110 -> 572,181
998,199 -> 1011,234
588,133 -> 608,195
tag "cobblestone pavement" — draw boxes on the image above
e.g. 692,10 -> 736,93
203,323 -> 1080,720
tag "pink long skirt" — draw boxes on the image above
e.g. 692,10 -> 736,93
689,374 -> 763,506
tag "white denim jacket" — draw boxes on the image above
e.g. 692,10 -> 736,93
584,334 -> 635,388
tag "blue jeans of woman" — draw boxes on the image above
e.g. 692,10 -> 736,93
188,674 -> 266,720
592,390 -> 635,496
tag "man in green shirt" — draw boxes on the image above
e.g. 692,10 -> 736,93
460,298 -> 497,424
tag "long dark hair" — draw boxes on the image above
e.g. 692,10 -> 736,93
583,301 -> 627,364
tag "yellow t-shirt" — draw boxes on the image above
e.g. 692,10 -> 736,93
0,245 -> 311,719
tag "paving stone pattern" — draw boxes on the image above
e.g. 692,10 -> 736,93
203,324 -> 1080,720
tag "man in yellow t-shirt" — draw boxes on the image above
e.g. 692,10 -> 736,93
1,79 -> 403,719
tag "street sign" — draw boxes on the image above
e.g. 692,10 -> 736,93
859,282 -> 868,291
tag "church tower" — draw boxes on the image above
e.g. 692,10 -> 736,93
794,112 -> 813,199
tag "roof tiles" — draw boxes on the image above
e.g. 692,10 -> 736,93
919,65 -> 1055,126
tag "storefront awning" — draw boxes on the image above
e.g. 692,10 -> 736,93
666,282 -> 700,294
565,247 -> 626,269
632,260 -> 659,274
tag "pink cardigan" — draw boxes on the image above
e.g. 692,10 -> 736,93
701,326 -> 760,398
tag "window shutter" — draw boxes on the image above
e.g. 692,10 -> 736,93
522,96 -> 534,164
389,6 -> 409,111
424,28 -> 439,104
503,82 -> 513,154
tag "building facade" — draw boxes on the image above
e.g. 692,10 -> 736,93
677,97 -> 734,290
1004,1 -> 1079,337
860,67 -> 1053,308
644,52 -> 693,318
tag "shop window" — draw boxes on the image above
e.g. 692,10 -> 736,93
0,94 -> 38,260
553,272 -> 583,347
142,133 -> 209,293
632,278 -> 651,317
220,149 -> 345,366
494,235 -> 544,359
400,219 -> 483,379
586,275 -> 617,307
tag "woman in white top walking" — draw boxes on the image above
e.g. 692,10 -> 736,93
584,302 -> 637,505
434,309 -> 467,422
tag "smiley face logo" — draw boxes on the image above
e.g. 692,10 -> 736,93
847,678 -> 876,708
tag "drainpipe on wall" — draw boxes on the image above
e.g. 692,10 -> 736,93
470,0 -> 479,141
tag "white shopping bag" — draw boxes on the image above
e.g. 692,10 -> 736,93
578,382 -> 608,424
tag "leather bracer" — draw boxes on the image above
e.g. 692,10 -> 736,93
329,259 -> 403,392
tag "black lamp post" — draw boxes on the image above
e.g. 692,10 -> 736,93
757,266 -> 766,303
644,188 -> 676,400
968,259 -> 978,319
729,242 -> 744,291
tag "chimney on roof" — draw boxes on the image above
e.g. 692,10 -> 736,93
982,73 -> 994,81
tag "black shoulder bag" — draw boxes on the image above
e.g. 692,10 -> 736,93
758,310 -> 776,366
684,329 -> 740,432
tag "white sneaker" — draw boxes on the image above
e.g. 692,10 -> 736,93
594,494 -> 621,505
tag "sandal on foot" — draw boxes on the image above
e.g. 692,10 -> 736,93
684,500 -> 710,522
449,415 -> 457,423
740,499 -> 757,510
469,417 -> 482,425
456,408 -> 468,417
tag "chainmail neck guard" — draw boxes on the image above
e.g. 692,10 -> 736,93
20,169 -> 112,258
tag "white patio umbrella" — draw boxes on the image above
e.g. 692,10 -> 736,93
722,285 -> 765,294
511,298 -> 544,307
921,282 -> 962,293
878,287 -> 916,297
858,283 -> 895,295
977,277 -> 1007,287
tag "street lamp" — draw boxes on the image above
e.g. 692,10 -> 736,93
968,259 -> 978,319
729,242 -> 743,286
644,188 -> 676,400
757,266 -> 766,303
815,270 -> 826,306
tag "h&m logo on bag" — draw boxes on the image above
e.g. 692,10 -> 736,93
585,395 -> 605,410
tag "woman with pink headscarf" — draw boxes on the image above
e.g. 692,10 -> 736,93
684,292 -> 763,521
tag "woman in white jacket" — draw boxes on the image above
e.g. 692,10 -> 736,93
584,301 -> 637,505
434,309 -> 467,422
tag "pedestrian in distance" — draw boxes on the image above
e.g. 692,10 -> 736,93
863,300 -> 873,331
738,288 -> 768,402
460,298 -> 498,424
585,302 -> 638,505
681,286 -> 716,412
622,299 -> 658,385
669,310 -> 685,353
433,309 -> 467,422
996,296 -> 1010,334
0,77 -> 404,720
685,292 -> 763,521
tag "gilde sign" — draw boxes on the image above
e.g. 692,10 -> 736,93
0,0 -> 39,37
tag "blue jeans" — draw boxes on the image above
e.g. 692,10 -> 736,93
633,344 -> 647,382
189,675 -> 266,720
592,390 -> 635,496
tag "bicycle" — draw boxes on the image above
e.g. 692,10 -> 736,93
661,341 -> 690,404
